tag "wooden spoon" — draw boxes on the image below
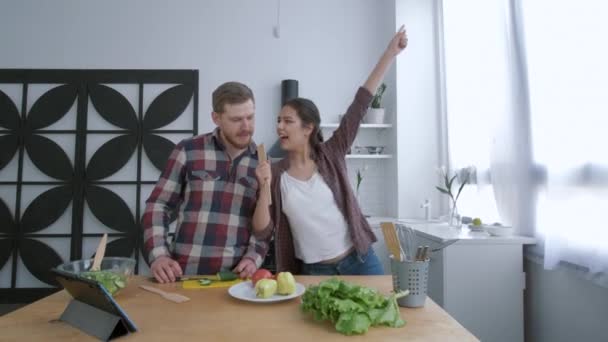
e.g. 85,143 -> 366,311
380,222 -> 403,261
91,233 -> 107,271
139,285 -> 190,303
257,143 -> 272,205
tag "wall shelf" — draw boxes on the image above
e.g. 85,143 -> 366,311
320,123 -> 392,129
346,154 -> 392,159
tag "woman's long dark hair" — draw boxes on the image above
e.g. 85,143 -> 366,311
283,98 -> 324,153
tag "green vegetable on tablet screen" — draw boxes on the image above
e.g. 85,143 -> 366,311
80,270 -> 127,295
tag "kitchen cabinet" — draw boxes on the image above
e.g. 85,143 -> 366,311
368,217 -> 535,342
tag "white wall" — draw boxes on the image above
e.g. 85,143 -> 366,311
1,0 -> 448,223
395,0 -> 444,219
0,0 -> 395,147
1,0 -> 404,216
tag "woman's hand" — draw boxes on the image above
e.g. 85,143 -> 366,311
255,161 -> 272,189
385,25 -> 408,57
252,161 -> 273,234
363,25 -> 409,94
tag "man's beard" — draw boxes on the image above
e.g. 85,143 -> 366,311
224,132 -> 251,150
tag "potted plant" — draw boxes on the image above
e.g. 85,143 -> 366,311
435,166 -> 473,227
364,83 -> 386,124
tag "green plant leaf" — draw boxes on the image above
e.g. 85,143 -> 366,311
435,186 -> 450,195
454,173 -> 470,203
447,174 -> 457,191
371,83 -> 387,108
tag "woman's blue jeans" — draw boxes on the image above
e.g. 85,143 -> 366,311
300,248 -> 384,275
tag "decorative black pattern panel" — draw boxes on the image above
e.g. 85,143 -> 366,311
0,200 -> 15,269
20,185 -> 73,233
0,70 -> 198,303
86,134 -> 138,180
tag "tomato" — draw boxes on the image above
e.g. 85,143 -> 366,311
251,268 -> 274,286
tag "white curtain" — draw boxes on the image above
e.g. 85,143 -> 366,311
522,0 -> 608,273
441,0 -> 608,276
442,0 -> 530,228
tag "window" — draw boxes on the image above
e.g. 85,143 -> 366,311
523,0 -> 608,272
441,0 -> 608,274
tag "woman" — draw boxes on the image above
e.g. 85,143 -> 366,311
253,27 -> 408,275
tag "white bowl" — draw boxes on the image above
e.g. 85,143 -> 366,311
483,225 -> 514,237
364,146 -> 385,154
468,224 -> 485,232
55,257 -> 136,296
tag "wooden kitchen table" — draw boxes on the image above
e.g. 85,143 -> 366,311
0,275 -> 478,341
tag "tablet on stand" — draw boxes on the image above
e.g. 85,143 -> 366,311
51,268 -> 137,341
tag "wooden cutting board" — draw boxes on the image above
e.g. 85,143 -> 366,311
182,278 -> 244,289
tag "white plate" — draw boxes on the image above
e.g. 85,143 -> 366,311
468,224 -> 485,232
228,280 -> 306,303
484,225 -> 514,237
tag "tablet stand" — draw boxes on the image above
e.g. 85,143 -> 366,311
60,299 -> 130,341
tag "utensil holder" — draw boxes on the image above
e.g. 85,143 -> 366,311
390,255 -> 429,307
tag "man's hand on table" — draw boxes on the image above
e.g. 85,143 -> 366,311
151,256 -> 183,283
232,258 -> 257,279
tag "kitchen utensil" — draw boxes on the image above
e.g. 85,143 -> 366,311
178,275 -> 210,281
91,233 -> 107,271
396,224 -> 417,261
257,143 -> 272,205
430,239 -> 459,253
380,222 -> 404,261
179,270 -> 237,282
415,246 -> 423,261
182,277 -> 243,289
139,285 -> 190,303
390,256 -> 429,308
421,246 -> 430,260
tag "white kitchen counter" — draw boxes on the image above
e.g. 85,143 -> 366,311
367,216 -> 535,342
367,216 -> 536,244
398,221 -> 537,245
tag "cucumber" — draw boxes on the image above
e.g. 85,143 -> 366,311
217,271 -> 238,281
198,278 -> 212,286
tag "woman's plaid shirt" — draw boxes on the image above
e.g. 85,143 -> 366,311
142,129 -> 268,275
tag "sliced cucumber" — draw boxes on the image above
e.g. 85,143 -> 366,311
217,271 -> 238,281
198,278 -> 212,286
